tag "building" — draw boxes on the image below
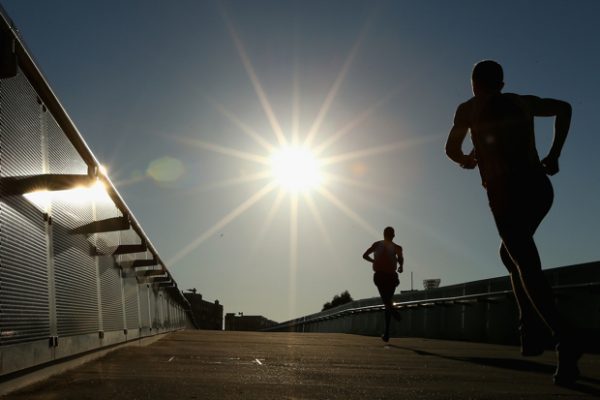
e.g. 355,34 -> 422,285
184,290 -> 223,330
225,313 -> 278,331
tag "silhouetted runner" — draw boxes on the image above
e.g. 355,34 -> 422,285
445,60 -> 579,386
362,226 -> 403,342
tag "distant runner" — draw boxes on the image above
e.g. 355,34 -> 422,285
362,226 -> 403,342
445,60 -> 580,386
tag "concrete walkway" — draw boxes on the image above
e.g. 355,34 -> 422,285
3,330 -> 600,399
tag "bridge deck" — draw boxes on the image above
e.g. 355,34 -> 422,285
3,330 -> 600,399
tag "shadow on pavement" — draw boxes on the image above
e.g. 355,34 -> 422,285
388,344 -> 600,397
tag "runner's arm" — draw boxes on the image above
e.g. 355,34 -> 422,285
396,246 -> 404,273
525,95 -> 572,175
445,103 -> 477,169
362,244 -> 375,263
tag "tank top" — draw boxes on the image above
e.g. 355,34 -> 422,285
470,93 -> 543,185
372,240 -> 398,273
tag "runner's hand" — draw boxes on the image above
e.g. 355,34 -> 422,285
460,152 -> 477,169
541,156 -> 559,175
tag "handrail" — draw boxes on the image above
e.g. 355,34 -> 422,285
266,281 -> 600,331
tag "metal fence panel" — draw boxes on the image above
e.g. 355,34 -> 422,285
139,283 -> 150,330
0,71 -> 50,345
0,70 -> 44,177
123,275 -> 139,330
95,202 -> 124,333
45,105 -> 87,175
98,254 -> 123,333
52,199 -> 99,337
0,199 -> 50,345
152,289 -> 160,329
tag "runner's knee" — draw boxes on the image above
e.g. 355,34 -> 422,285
499,245 -> 517,273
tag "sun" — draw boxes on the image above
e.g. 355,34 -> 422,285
269,146 -> 323,192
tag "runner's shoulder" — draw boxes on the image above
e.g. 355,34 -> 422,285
454,97 -> 475,126
502,93 -> 540,114
456,97 -> 476,114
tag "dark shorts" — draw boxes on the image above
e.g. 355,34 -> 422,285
373,272 -> 399,301
486,172 -> 553,242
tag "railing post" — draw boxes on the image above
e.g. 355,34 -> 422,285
41,99 -> 58,352
92,202 -> 104,338
45,213 -> 57,352
135,277 -> 142,335
146,284 -> 152,333
120,267 -> 127,335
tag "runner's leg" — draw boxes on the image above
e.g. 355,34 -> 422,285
500,243 -> 546,355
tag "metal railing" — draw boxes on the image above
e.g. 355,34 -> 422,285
265,278 -> 600,333
0,4 -> 195,378
0,3 -> 180,292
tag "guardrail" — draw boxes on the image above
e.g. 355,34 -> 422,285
265,263 -> 600,350
0,4 -> 195,378
289,289 -> 515,326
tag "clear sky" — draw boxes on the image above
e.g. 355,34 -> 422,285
3,0 -> 599,322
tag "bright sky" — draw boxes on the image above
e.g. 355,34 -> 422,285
3,0 -> 599,322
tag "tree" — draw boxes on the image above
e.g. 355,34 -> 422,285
322,290 -> 353,311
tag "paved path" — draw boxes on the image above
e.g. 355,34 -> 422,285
3,330 -> 600,399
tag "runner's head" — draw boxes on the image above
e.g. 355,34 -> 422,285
472,60 -> 504,96
383,226 -> 395,240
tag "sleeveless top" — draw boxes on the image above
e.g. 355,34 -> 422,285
372,240 -> 399,273
466,93 -> 544,185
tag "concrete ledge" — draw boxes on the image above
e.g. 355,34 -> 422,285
0,339 -> 53,377
53,333 -> 102,360
125,328 -> 141,340
0,331 -> 171,396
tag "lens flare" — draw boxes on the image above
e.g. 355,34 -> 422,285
24,180 -> 111,211
147,156 -> 185,182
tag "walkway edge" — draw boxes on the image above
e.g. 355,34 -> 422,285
0,332 -> 172,396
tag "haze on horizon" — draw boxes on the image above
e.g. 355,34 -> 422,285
3,0 -> 598,322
